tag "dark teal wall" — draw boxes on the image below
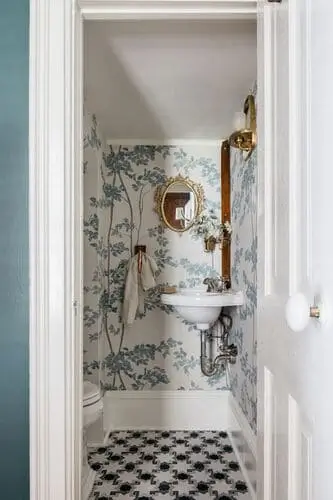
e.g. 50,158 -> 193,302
0,0 -> 29,498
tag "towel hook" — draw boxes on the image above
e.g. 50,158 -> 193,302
134,245 -> 146,255
134,245 -> 146,274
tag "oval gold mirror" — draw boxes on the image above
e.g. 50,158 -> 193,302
155,175 -> 204,232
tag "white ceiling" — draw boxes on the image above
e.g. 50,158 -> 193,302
84,20 -> 257,141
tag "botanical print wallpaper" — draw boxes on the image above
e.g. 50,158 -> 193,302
83,116 -> 227,391
83,109 -> 106,387
230,146 -> 257,433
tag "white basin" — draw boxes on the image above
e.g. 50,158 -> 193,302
161,288 -> 243,330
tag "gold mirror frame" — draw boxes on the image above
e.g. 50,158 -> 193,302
155,175 -> 205,232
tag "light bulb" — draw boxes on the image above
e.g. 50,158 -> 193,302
233,112 -> 244,131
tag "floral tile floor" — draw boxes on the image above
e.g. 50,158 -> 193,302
88,430 -> 251,499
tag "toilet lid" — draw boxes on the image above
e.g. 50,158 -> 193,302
83,381 -> 101,407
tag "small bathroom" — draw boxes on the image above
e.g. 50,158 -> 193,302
82,19 -> 257,500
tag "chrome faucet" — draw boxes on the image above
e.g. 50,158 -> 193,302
203,276 -> 227,293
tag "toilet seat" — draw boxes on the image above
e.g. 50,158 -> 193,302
83,381 -> 103,429
83,381 -> 101,407
82,381 -> 103,499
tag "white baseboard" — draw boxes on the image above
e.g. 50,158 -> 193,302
228,393 -> 257,457
228,394 -> 257,499
93,391 -> 257,497
104,390 -> 230,431
88,420 -> 113,448
82,468 -> 96,500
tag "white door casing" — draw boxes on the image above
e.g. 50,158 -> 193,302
257,1 -> 333,499
29,1 -> 83,498
29,2 -> 257,500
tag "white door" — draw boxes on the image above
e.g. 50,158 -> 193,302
257,1 -> 333,499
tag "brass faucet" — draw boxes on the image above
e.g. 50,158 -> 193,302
203,276 -> 227,293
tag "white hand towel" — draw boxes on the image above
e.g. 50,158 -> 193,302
141,254 -> 158,290
122,253 -> 158,326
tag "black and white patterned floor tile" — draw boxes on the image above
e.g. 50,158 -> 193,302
88,430 -> 251,499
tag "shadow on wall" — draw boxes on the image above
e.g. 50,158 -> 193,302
83,115 -> 227,394
84,19 -> 257,141
84,23 -> 167,141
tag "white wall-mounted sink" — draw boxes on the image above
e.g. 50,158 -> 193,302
161,288 -> 243,330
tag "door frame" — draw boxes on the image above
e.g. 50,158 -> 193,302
29,1 -> 257,498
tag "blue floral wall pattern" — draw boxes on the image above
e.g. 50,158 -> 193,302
83,110 -> 105,388
230,146 -> 257,434
83,110 -> 227,392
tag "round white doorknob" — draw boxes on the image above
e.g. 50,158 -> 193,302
286,291 -> 332,332
285,293 -> 311,332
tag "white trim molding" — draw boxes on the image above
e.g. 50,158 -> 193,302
29,1 -> 257,499
82,469 -> 96,500
79,0 -> 257,20
29,0 -> 82,499
104,390 -> 230,431
228,394 -> 257,499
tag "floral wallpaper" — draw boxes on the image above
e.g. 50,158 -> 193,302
83,109 -> 106,387
230,145 -> 257,433
83,111 -> 228,392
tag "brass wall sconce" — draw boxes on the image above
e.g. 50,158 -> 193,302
229,94 -> 257,158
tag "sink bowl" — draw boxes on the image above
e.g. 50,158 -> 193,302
161,288 -> 243,330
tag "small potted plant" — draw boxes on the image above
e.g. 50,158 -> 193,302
192,209 -> 232,252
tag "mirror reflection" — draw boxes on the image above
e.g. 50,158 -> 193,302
163,182 -> 195,230
155,176 -> 204,232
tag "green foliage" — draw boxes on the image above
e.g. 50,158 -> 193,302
83,213 -> 99,243
172,346 -> 199,374
83,305 -> 99,328
112,219 -> 135,237
83,135 -> 225,391
102,338 -> 203,390
83,114 -> 102,151
103,183 -> 123,202
83,359 -> 100,376
173,148 -> 219,189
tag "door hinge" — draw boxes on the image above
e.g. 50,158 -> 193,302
73,300 -> 79,316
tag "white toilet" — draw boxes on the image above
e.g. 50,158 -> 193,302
82,381 -> 103,500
